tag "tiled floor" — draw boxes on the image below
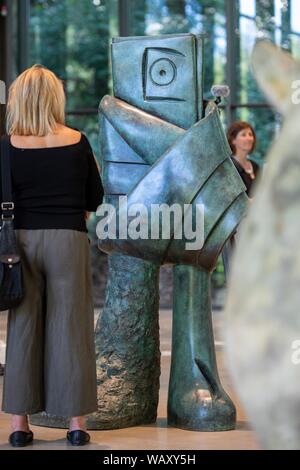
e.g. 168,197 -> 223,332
0,309 -> 261,450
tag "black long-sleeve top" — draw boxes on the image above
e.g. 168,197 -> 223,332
0,133 -> 104,232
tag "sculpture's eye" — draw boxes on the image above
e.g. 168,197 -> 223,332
149,58 -> 176,86
143,47 -> 187,101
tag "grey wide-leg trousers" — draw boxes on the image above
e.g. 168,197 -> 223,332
2,229 -> 97,417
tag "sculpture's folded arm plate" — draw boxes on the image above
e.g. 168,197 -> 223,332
99,95 -> 184,165
98,96 -> 248,267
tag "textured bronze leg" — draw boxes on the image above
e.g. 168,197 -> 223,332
168,265 -> 236,431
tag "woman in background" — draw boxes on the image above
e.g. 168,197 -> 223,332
1,65 -> 103,447
227,120 -> 259,197
222,121 -> 260,277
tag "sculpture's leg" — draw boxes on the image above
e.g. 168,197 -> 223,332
168,264 -> 236,431
88,253 -> 161,429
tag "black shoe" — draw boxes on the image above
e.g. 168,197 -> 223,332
9,430 -> 33,447
66,430 -> 90,446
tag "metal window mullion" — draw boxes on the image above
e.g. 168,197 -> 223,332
225,0 -> 239,125
118,0 -> 131,37
5,0 -> 14,86
18,0 -> 30,73
0,0 -> 14,135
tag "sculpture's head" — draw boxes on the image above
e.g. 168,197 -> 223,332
111,33 -> 204,129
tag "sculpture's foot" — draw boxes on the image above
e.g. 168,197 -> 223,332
168,358 -> 236,432
168,387 -> 236,432
169,266 -> 236,431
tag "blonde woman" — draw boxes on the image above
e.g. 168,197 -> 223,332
0,65 -> 103,447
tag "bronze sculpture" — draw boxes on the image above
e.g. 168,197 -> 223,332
92,33 -> 248,432
30,33 -> 248,432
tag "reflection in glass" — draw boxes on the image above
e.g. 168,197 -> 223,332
29,0 -> 118,112
28,0 -> 118,157
291,0 -> 300,33
26,0 -> 299,168
274,0 -> 282,26
239,0 -> 255,18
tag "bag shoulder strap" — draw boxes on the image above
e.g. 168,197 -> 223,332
1,135 -> 14,220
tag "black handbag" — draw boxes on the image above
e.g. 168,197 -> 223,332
0,136 -> 24,311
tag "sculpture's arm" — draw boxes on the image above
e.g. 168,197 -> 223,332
99,95 -> 185,166
125,101 -> 232,208
98,95 -> 248,267
111,102 -> 245,263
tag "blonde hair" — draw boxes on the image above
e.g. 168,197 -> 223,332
6,64 -> 65,136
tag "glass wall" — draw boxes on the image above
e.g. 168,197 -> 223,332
29,0 -> 118,152
2,1 -> 298,160
126,0 -> 295,164
3,0 -> 298,299
236,0 -> 290,164
21,0 -> 297,165
290,0 -> 300,60
130,0 -> 226,96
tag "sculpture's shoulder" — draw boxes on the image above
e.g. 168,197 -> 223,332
99,95 -> 121,115
99,95 -> 148,131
